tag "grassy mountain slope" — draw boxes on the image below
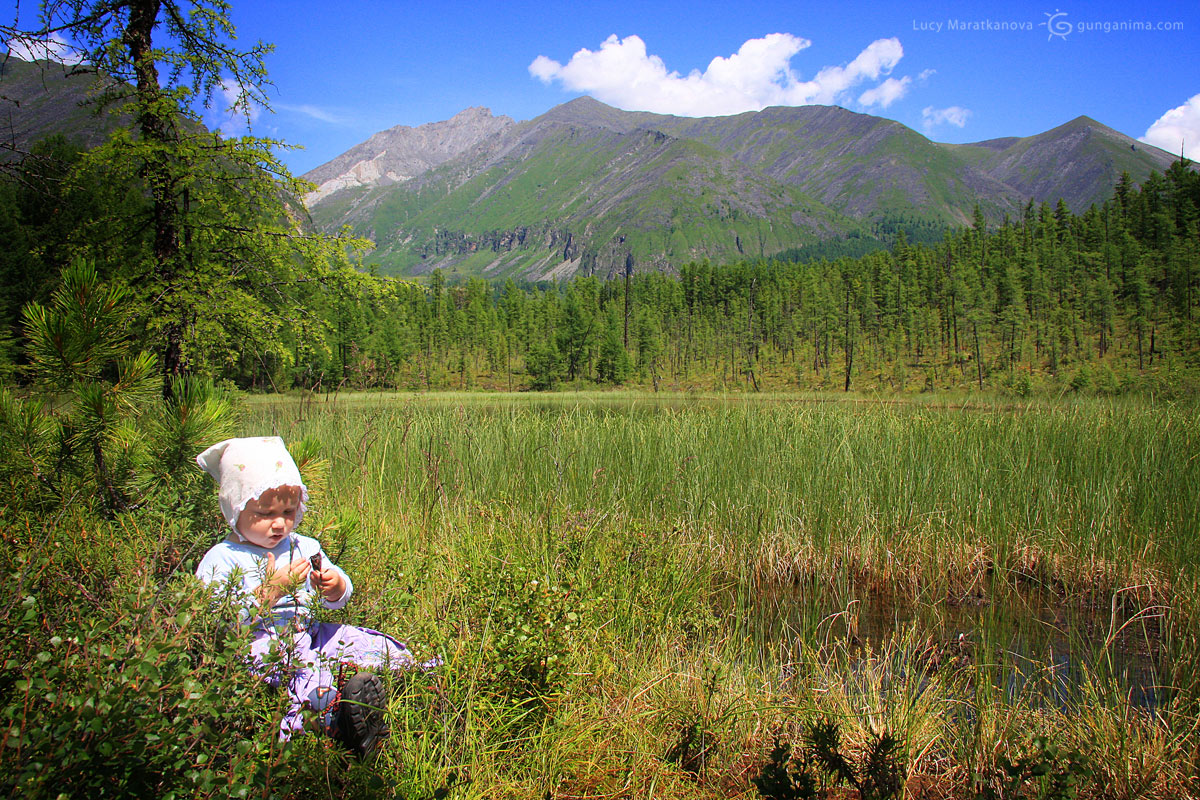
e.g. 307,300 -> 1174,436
946,116 -> 1180,212
0,57 -> 124,158
310,113 -> 858,280
311,98 -> 1180,280
655,104 -> 1028,226
509,98 -> 1024,226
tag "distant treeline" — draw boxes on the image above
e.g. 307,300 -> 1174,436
1,137 -> 1197,395
287,161 -> 1199,395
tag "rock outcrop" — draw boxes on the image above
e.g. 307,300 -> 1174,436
301,107 -> 513,205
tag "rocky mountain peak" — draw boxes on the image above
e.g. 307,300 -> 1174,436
301,106 -> 514,205
304,98 -> 1182,281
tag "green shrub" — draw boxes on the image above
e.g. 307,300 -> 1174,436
462,566 -> 582,701
978,735 -> 1091,800
752,719 -> 904,800
0,259 -> 236,516
0,573 -> 285,800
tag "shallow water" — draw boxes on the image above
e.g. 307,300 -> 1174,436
748,583 -> 1167,709
250,389 -> 1041,416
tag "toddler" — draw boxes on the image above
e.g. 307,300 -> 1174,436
194,436 -> 412,752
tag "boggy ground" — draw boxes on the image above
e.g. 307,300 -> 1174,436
4,391 -> 1199,799
233,391 -> 1200,799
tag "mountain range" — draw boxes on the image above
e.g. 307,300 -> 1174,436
304,96 -> 1179,281
0,57 -> 1181,282
0,57 -> 125,158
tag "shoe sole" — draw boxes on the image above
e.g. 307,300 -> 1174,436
339,672 -> 387,755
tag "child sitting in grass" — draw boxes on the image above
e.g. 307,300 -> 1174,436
194,436 -> 411,754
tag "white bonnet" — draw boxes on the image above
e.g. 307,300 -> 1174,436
196,436 -> 309,533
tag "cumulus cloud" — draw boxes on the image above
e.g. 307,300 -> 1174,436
530,33 -> 908,117
5,32 -> 83,64
922,105 -> 971,133
1140,93 -> 1200,160
917,68 -> 936,82
859,76 -> 911,109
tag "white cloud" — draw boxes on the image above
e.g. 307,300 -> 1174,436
5,32 -> 83,64
206,78 -> 263,137
859,76 -> 911,109
917,68 -> 936,82
922,105 -> 971,133
530,33 -> 908,117
1140,93 -> 1200,160
276,103 -> 349,125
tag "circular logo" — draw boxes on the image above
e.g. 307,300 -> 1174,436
1041,10 -> 1073,40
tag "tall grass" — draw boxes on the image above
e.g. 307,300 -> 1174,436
228,391 -> 1200,797
246,392 -> 1200,598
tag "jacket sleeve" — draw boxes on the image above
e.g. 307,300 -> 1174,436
320,554 -> 353,610
303,538 -> 353,610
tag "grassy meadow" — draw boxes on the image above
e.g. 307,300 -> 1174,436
223,391 -> 1200,798
6,389 -> 1200,799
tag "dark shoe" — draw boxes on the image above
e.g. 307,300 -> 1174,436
336,671 -> 388,756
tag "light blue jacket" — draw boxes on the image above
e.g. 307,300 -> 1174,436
196,533 -> 352,627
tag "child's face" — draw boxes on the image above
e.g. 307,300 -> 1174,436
236,486 -> 301,547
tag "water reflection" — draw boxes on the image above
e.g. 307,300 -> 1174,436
749,584 -> 1166,711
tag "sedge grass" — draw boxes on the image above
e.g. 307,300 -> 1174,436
235,391 -> 1200,798
245,392 -> 1199,601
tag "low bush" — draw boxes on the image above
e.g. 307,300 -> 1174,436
0,566 -> 285,799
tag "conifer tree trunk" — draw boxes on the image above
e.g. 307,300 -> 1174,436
124,0 -> 188,388
843,282 -> 853,392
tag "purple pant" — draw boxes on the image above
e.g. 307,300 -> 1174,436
250,620 -> 413,739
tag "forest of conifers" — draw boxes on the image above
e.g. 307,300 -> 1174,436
2,136 -> 1197,396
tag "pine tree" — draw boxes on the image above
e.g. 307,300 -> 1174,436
2,1 -> 364,391
596,306 -> 632,385
3,259 -> 233,513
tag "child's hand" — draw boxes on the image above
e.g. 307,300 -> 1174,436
257,551 -> 311,608
310,565 -> 346,602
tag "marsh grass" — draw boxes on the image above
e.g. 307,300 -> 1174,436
222,392 -> 1200,797
247,391 -> 1199,600
7,392 -> 1192,798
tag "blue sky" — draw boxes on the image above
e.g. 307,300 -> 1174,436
5,0 -> 1199,175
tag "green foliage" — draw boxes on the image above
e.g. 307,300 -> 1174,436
22,258 -> 144,391
525,338 -> 564,391
977,736 -> 1092,800
596,307 -> 632,384
463,566 -> 582,701
1,258 -> 235,514
1,3 -> 368,389
0,137 -> 109,336
230,163 -> 1200,394
752,720 -> 904,800
753,740 -> 822,800
267,735 -> 399,799
3,112 -> 1197,397
0,572 -> 283,800
149,375 -> 239,480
